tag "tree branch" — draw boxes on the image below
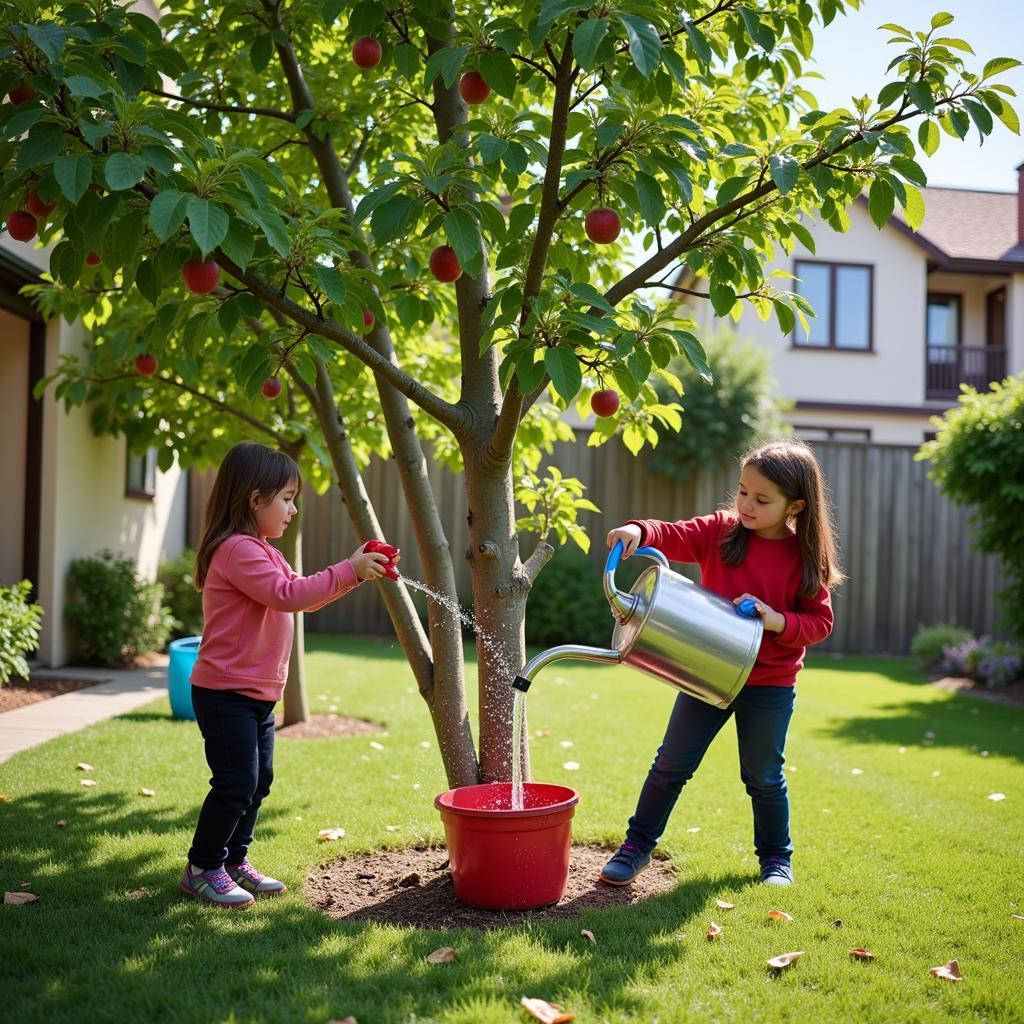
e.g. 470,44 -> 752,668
521,538 -> 555,586
145,87 -> 297,122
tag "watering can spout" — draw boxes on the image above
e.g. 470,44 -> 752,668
512,644 -> 624,693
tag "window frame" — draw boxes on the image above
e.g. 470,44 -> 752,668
125,447 -> 158,500
792,259 -> 875,352
792,425 -> 872,443
925,291 -> 963,347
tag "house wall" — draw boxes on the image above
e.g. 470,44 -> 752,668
0,308 -> 29,583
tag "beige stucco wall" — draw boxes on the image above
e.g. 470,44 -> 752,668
0,308 -> 29,583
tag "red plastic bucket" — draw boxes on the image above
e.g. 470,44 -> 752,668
434,782 -> 580,910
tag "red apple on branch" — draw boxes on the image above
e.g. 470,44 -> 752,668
261,376 -> 282,400
181,258 -> 220,294
362,308 -> 375,331
134,353 -> 158,376
25,189 -> 56,220
585,207 -> 621,244
8,82 -> 36,105
459,71 -> 491,105
85,251 -> 102,266
429,245 -> 462,283
352,37 -> 382,69
591,388 -> 620,418
5,210 -> 37,242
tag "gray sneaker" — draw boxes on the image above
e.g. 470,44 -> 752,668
180,863 -> 255,908
759,856 -> 795,886
600,841 -> 653,886
227,858 -> 287,896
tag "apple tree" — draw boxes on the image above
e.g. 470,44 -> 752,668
1,0 -> 1018,786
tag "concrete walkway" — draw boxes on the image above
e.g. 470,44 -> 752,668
0,663 -> 170,765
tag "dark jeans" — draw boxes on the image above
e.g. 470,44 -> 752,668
187,686 -> 276,870
626,685 -> 796,860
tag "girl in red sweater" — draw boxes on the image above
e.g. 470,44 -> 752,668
601,439 -> 842,888
181,442 -> 398,908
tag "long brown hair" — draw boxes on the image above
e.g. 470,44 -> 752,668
720,439 -> 843,598
194,442 -> 301,589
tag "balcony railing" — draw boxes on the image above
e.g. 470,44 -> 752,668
926,344 -> 1007,399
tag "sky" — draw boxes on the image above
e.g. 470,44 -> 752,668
808,0 -> 1024,192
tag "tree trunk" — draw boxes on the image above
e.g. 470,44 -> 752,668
274,500 -> 308,727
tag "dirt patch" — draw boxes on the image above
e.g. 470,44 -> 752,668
306,845 -> 677,930
0,678 -> 101,714
275,714 -> 383,739
933,676 -> 1024,709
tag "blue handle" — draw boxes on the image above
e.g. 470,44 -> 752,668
736,598 -> 760,619
606,540 -> 666,574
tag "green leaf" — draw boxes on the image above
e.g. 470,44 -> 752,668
982,57 -> 1022,80
889,156 -> 928,186
250,35 -> 273,72
907,81 -> 934,113
16,125 -> 64,171
134,258 -> 161,304
867,177 -> 895,227
573,18 -> 610,70
65,75 -> 108,99
478,49 -> 517,98
738,6 -> 774,50
962,97 -> 994,138
901,182 -> 925,230
186,197 -> 230,256
568,281 -> 615,315
773,299 -> 795,334
515,351 -> 546,394
918,119 -> 940,156
930,11 -> 954,29
981,92 -> 1020,135
669,330 -> 712,384
441,45 -> 470,88
251,209 -> 292,256
634,171 -> 664,226
220,218 -> 255,270
789,219 -> 816,254
104,152 -> 146,190
149,189 -> 188,241
322,0 -> 345,25
709,282 -> 736,317
876,80 -> 906,108
393,43 -> 420,81
313,265 -> 347,305
444,207 -> 479,267
684,21 -> 713,65
619,15 -> 661,76
544,347 -> 582,402
536,0 -> 583,35
78,118 -> 113,148
769,153 -> 800,195
240,166 -> 269,207
26,23 -> 66,62
53,154 -> 92,203
371,194 -> 418,245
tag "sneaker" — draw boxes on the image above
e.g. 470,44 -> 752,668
759,856 -> 795,886
600,841 -> 653,886
179,863 -> 255,908
227,858 -> 287,896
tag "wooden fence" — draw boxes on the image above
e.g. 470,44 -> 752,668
188,440 -> 1005,653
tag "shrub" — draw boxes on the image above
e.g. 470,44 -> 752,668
65,549 -> 175,666
910,622 -> 973,671
0,580 -> 43,684
941,635 -> 1022,688
939,636 -> 984,678
158,549 -> 204,638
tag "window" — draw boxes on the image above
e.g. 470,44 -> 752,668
793,426 -> 871,442
793,260 -> 873,350
926,293 -> 961,365
126,447 -> 157,499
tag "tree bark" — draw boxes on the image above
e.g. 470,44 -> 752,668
274,499 -> 308,727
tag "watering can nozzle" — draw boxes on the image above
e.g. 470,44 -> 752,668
512,644 -> 625,691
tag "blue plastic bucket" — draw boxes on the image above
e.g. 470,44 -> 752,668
168,636 -> 202,720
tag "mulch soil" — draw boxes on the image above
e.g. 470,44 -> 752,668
933,676 -> 1024,708
275,715 -> 383,739
0,678 -> 100,714
306,845 -> 677,930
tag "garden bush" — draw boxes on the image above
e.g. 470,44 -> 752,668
0,580 -> 43,684
65,549 -> 174,666
941,635 -> 1022,688
910,622 -> 973,671
158,549 -> 203,638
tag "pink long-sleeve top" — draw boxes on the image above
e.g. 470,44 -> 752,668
629,511 -> 833,688
191,534 -> 361,701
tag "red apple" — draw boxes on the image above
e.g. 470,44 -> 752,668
181,258 -> 220,294
591,388 -> 620,418
585,207 -> 622,244
25,188 -> 56,220
362,308 -> 375,331
261,376 -> 282,400
352,37 -> 382,69
459,70 -> 491,105
85,251 -> 102,266
5,210 -> 37,242
8,82 -> 36,105
428,244 -> 462,283
134,353 -> 158,376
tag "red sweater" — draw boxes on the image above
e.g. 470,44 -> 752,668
629,511 -> 833,688
191,535 -> 361,701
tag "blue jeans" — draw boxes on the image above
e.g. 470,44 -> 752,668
187,686 -> 276,870
626,685 -> 796,860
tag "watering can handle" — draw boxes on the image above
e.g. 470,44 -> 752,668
606,539 -> 670,574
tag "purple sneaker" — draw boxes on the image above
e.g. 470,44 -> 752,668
180,863 -> 255,908
227,858 -> 287,896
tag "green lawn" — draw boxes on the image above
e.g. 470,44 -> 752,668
1,637 -> 1022,1023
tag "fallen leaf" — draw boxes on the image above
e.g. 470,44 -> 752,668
1012,914 -> 1024,921
767,951 -> 804,971
898,746 -> 907,754
317,827 -> 346,841
0,793 -> 8,802
56,820 -> 66,828
560,740 -> 574,748
930,959 -> 963,982
385,825 -> 399,832
686,827 -> 701,834
715,899 -> 736,911
850,768 -> 863,775
80,779 -> 97,787
19,881 -> 30,888
987,793 -> 1006,802
398,871 -> 420,888
419,741 -> 430,748
535,730 -> 550,738
580,929 -> 596,945
4,891 -> 38,905
849,948 -> 875,961
520,996 -> 574,1023
139,788 -> 156,797
768,909 -> 794,922
932,771 -> 941,778
369,741 -> 384,750
562,761 -> 580,771
126,888 -> 148,900
425,946 -> 456,964
833,919 -> 843,929
706,922 -> 723,941
75,762 -> 93,772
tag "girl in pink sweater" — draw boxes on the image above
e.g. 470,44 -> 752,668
600,439 -> 842,889
180,442 -> 397,908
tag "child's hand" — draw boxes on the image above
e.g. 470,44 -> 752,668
733,593 -> 785,633
361,540 -> 401,580
350,545 -> 394,581
606,524 -> 643,558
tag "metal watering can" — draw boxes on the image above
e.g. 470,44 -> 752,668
512,540 -> 764,708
